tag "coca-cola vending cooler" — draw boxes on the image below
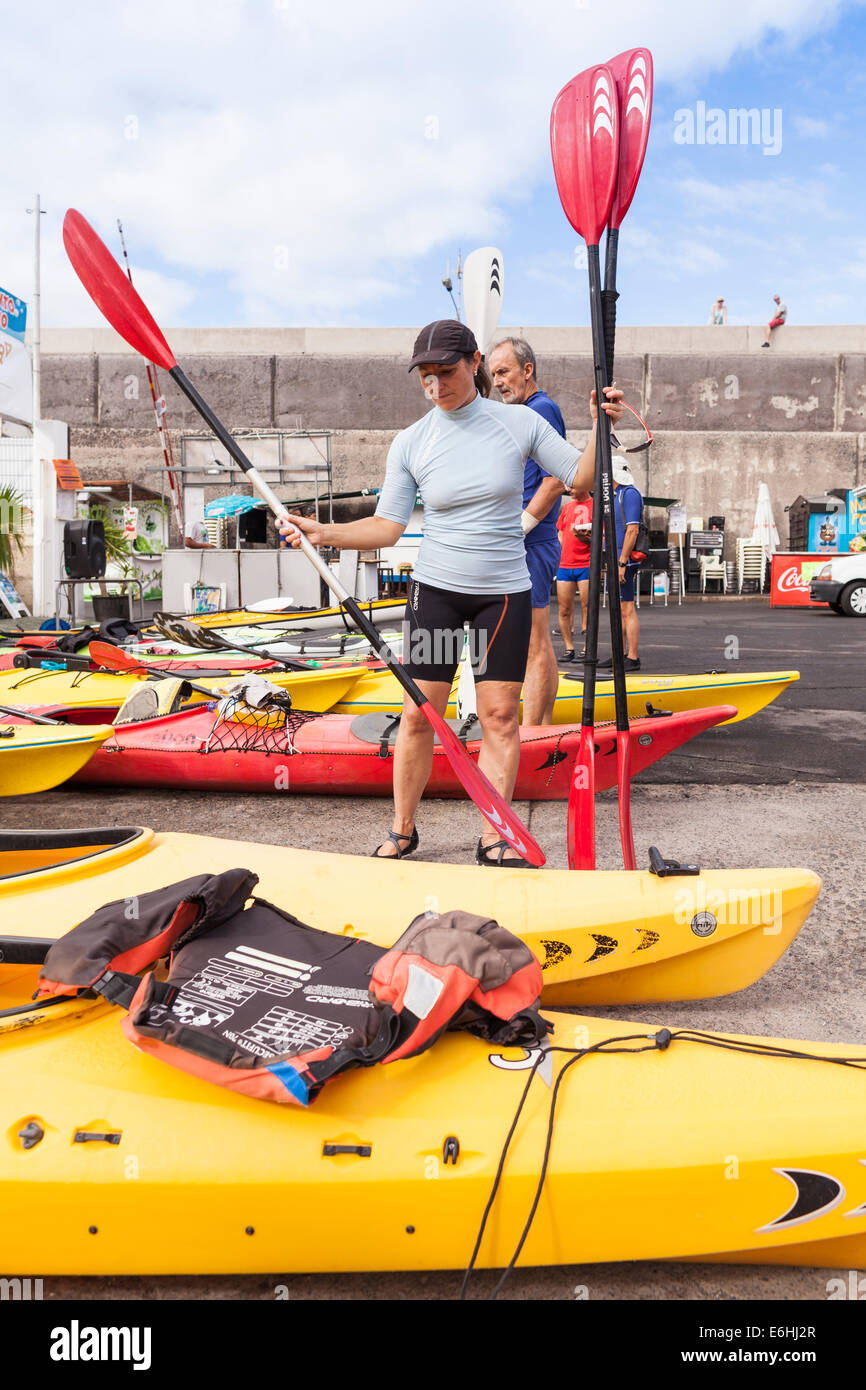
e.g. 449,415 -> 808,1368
770,553 -> 828,608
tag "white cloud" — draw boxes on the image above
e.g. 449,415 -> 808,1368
1,0 -> 856,325
673,174 -> 838,223
793,115 -> 833,137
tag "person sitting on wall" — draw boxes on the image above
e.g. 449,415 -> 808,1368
761,295 -> 787,348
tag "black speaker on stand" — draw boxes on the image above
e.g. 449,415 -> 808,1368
63,520 -> 106,579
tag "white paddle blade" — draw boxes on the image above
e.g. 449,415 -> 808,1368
462,246 -> 504,354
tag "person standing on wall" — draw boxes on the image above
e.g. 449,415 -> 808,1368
488,336 -> 571,724
555,488 -> 593,661
596,456 -> 643,672
761,295 -> 787,347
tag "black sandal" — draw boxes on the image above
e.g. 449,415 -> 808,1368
372,826 -> 419,860
475,837 -> 534,869
563,648 -> 575,662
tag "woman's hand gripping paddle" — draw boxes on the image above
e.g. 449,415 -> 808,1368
550,64 -> 620,869
65,212 -> 543,865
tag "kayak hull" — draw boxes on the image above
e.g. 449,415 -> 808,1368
331,668 -> 801,726
1,1000 -> 863,1274
0,724 -> 113,796
0,665 -> 365,714
0,828 -> 821,1006
192,598 -> 406,631
72,703 -> 735,800
0,664 -> 798,729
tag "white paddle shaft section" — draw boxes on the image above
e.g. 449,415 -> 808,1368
245,467 -> 351,605
462,247 -> 504,354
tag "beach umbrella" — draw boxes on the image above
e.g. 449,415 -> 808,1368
751,482 -> 780,561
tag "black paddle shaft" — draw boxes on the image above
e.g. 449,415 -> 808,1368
602,225 -> 619,386
587,243 -> 630,736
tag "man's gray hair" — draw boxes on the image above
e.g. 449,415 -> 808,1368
490,335 -> 536,377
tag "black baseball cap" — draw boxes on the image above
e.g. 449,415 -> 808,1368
408,319 -> 478,372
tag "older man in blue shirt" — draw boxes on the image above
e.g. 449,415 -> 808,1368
489,336 -> 567,724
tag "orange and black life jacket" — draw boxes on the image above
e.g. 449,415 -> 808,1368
38,869 -> 548,1106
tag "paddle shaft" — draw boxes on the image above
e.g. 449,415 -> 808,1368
162,624 -> 310,670
0,703 -> 62,726
602,225 -> 619,386
587,244 -> 630,736
168,365 -> 440,714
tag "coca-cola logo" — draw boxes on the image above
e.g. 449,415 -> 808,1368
776,566 -> 810,592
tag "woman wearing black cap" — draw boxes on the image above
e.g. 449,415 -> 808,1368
283,320 -> 623,865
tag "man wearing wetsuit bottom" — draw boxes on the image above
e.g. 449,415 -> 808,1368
489,337 -> 566,725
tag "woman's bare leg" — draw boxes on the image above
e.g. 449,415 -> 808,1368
475,679 -> 524,859
373,679 -> 452,856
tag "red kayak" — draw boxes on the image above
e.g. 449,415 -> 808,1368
71,701 -> 736,799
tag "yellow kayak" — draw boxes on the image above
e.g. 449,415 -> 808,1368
185,597 -> 406,632
0,665 -> 365,716
0,661 -> 798,729
1,984 -> 863,1274
0,723 -> 113,796
0,826 -> 820,1008
329,667 -> 800,726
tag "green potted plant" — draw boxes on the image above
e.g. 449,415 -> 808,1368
0,484 -> 27,577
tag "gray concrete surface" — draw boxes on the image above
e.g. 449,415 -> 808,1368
2,601 -> 863,1301
38,324 -> 866,356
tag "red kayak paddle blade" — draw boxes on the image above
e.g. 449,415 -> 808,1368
615,729 -> 637,871
63,210 -> 177,372
89,640 -> 144,673
424,705 -> 546,867
567,725 -> 596,870
550,64 -> 619,247
607,48 -> 654,230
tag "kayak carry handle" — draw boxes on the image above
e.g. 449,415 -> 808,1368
648,846 -> 700,877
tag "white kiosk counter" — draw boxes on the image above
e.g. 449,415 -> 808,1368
161,547 -> 322,613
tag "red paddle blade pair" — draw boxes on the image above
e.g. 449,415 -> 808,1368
550,49 -> 653,246
552,48 -> 653,872
568,724 -> 638,872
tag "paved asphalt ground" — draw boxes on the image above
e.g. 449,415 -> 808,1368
550,596 -> 866,786
3,597 -> 865,1302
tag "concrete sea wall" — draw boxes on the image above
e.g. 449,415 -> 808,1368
38,325 -> 866,551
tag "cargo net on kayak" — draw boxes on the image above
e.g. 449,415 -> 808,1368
204,695 -> 321,756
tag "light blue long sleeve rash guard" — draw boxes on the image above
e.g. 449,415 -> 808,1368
374,394 -> 581,594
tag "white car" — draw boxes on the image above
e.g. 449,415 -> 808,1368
810,554 -> 866,616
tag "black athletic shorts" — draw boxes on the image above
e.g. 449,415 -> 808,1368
401,579 -> 532,684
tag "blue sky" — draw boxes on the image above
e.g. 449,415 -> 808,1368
3,0 -> 866,330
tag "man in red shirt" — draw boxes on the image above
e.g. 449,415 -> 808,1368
556,489 -> 593,660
